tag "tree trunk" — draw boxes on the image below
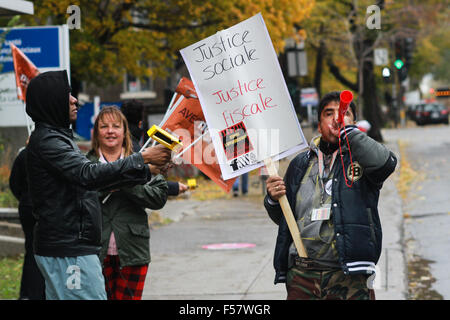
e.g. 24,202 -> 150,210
314,39 -> 325,99
358,37 -> 384,142
361,55 -> 384,142
313,23 -> 326,99
326,45 -> 384,142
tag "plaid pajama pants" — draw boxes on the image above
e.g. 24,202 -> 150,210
102,255 -> 148,300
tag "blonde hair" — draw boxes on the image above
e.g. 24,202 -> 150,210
91,106 -> 133,158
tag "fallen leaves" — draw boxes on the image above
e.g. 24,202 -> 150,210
396,140 -> 425,200
407,254 -> 443,300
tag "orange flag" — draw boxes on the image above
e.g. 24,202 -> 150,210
10,43 -> 40,102
161,78 -> 237,192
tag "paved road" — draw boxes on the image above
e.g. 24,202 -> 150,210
142,198 -> 286,300
383,124 -> 450,299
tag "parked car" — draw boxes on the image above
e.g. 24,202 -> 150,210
407,104 -> 420,121
415,103 -> 449,125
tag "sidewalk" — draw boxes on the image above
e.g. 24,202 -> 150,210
143,197 -> 286,299
373,138 -> 407,299
142,130 -> 407,300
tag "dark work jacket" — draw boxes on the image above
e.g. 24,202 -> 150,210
25,71 -> 152,257
264,128 -> 397,284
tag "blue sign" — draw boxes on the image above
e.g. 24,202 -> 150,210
0,27 -> 60,73
300,87 -> 319,107
76,102 -> 123,140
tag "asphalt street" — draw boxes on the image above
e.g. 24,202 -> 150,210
142,198 -> 286,300
384,124 -> 450,299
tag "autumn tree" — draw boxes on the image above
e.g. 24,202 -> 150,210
302,0 -> 394,141
22,0 -> 314,97
407,3 -> 450,84
301,0 -> 448,141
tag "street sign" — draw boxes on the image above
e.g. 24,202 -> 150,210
300,87 -> 319,106
436,88 -> 450,98
287,50 -> 307,77
374,48 -> 388,66
0,25 -> 70,127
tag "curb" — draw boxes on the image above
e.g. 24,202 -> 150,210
0,235 -> 24,257
374,138 -> 407,299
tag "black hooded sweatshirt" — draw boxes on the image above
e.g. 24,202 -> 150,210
25,70 -> 151,257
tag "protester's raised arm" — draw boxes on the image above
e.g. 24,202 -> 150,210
120,174 -> 169,210
341,126 -> 397,185
140,144 -> 172,166
38,135 -> 150,191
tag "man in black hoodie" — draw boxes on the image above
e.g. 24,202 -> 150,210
25,70 -> 171,300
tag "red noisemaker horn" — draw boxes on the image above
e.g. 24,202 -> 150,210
338,90 -> 353,125
337,90 -> 355,188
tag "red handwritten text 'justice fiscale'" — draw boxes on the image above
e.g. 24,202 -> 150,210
212,78 -> 278,127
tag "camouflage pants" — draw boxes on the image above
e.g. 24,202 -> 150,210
286,267 -> 375,300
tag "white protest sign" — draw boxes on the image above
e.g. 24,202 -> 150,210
180,13 -> 307,180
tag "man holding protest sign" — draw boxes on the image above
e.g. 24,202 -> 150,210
180,12 -> 311,294
264,91 -> 397,300
179,12 -> 398,300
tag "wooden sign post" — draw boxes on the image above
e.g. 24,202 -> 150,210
264,157 -> 308,258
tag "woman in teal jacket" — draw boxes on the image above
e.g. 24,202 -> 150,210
87,106 -> 168,300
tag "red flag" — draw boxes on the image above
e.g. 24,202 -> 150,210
10,43 -> 40,102
162,78 -> 237,192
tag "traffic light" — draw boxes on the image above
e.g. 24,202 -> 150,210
394,38 -> 403,61
398,67 -> 408,82
404,37 -> 414,70
394,37 -> 414,82
382,67 -> 391,83
394,59 -> 404,70
394,38 -> 408,81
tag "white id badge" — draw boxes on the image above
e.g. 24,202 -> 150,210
311,204 -> 331,221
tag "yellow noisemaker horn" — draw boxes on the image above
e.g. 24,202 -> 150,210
147,125 -> 183,152
187,178 -> 197,189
